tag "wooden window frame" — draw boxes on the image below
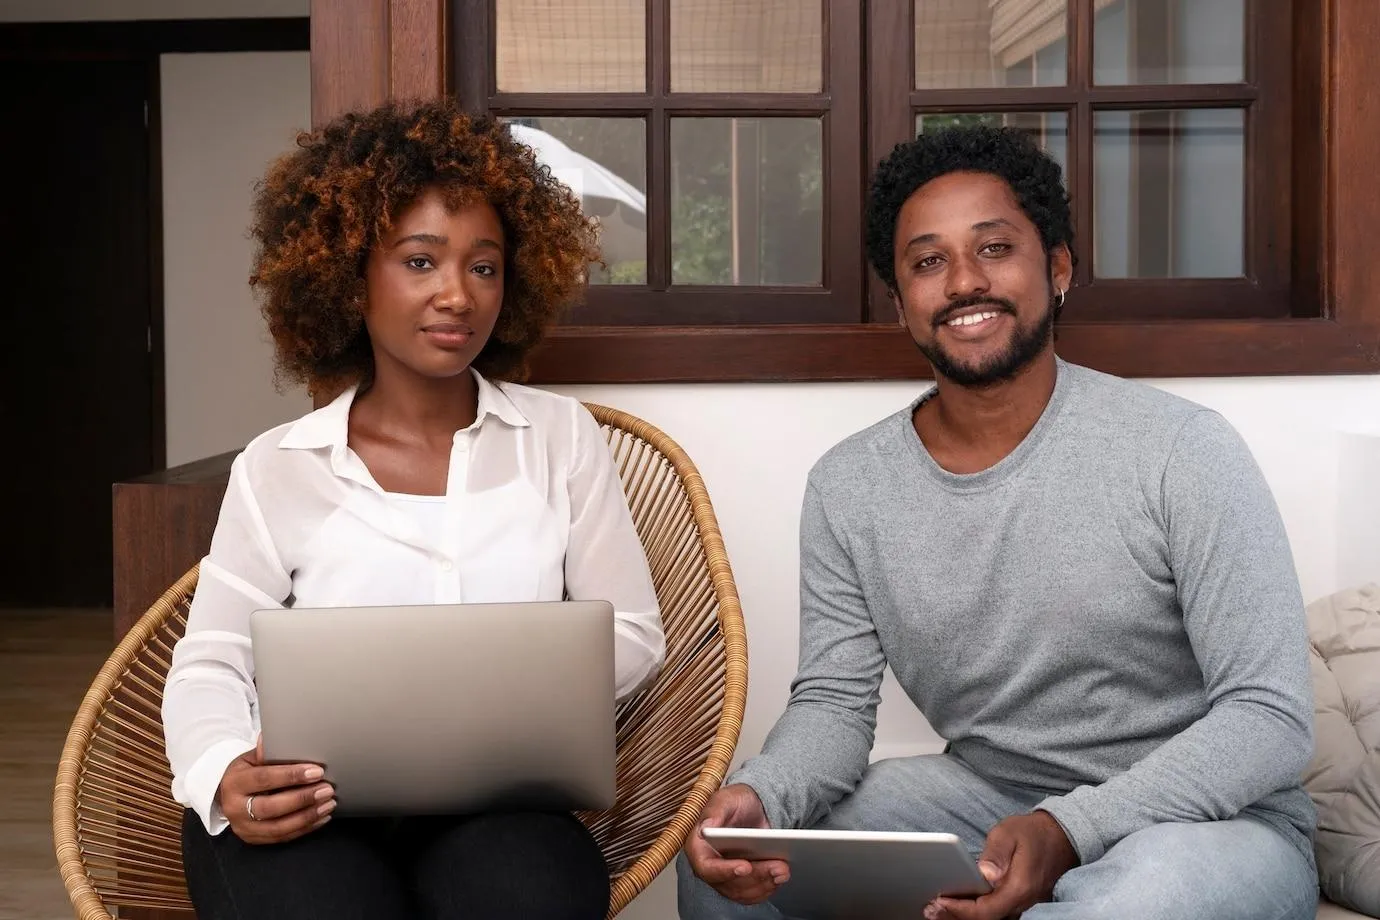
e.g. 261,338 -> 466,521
869,0 -> 1294,325
310,0 -> 1380,383
453,0 -> 864,328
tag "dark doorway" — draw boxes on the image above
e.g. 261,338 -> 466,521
0,18 -> 309,609
0,58 -> 156,607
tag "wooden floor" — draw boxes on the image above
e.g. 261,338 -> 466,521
1,608 -> 110,920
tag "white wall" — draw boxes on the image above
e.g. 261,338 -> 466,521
0,0 -> 306,20
161,51 -> 313,465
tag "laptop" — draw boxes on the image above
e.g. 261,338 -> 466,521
249,601 -> 616,816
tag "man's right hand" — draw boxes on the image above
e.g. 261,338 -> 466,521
683,783 -> 790,905
217,739 -> 335,845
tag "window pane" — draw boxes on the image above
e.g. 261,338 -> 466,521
917,112 -> 1069,175
495,0 -> 645,92
670,118 -> 822,286
1094,108 -> 1244,278
915,0 -> 1067,89
1094,0 -> 1243,85
671,0 -> 822,93
505,117 -> 647,285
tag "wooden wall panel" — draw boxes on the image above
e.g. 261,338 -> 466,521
389,0 -> 448,102
1329,0 -> 1380,332
310,0 -> 446,127
310,0 -> 389,126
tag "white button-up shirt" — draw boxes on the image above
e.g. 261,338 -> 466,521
162,371 -> 665,834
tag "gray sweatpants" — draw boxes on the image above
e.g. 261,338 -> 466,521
676,755 -> 1318,920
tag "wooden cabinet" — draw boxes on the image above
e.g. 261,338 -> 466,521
112,453 -> 234,640
110,454 -> 232,920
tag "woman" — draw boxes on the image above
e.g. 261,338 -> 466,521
161,97 -> 665,920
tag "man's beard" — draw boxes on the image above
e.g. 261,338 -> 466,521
915,291 -> 1056,388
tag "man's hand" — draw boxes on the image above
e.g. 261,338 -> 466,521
218,739 -> 335,845
926,811 -> 1078,920
682,784 -> 790,905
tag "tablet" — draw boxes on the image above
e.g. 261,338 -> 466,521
701,827 -> 991,920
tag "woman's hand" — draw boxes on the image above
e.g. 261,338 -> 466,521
217,738 -> 336,845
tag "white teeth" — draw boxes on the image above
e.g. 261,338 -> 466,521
947,311 -> 1000,327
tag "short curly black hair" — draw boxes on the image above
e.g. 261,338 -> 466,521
249,96 -> 599,393
865,124 -> 1076,294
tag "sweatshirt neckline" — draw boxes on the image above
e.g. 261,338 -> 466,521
902,358 -> 1074,493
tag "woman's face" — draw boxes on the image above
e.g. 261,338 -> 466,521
362,187 -> 506,381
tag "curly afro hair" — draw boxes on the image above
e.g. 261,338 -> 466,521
865,124 -> 1076,297
249,97 -> 599,392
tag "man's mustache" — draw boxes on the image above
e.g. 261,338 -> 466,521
932,296 -> 1020,329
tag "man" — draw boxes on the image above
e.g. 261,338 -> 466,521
678,126 -> 1319,919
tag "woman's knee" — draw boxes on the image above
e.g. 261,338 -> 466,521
414,811 -> 609,919
181,809 -> 409,920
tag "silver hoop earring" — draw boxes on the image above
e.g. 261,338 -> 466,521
1053,288 -> 1066,309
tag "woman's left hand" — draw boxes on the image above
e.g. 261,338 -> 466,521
218,738 -> 336,845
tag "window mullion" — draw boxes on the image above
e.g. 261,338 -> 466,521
648,101 -> 670,291
1070,0 -> 1095,288
825,0 -> 866,315
866,0 -> 915,321
648,0 -> 670,291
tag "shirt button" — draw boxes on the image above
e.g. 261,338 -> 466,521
440,560 -> 453,572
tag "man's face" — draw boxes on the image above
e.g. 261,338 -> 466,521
890,171 -> 1072,387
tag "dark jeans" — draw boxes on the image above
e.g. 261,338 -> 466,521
182,808 -> 610,919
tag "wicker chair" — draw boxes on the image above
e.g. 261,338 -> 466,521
53,403 -> 747,919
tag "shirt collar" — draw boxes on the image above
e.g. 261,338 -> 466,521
277,368 -> 530,452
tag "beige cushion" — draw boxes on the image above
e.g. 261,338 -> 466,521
1304,584 -> 1380,917
1318,899 -> 1376,920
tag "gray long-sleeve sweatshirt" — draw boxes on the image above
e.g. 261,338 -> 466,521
730,359 -> 1317,865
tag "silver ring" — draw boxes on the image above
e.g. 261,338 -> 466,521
245,794 -> 260,822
